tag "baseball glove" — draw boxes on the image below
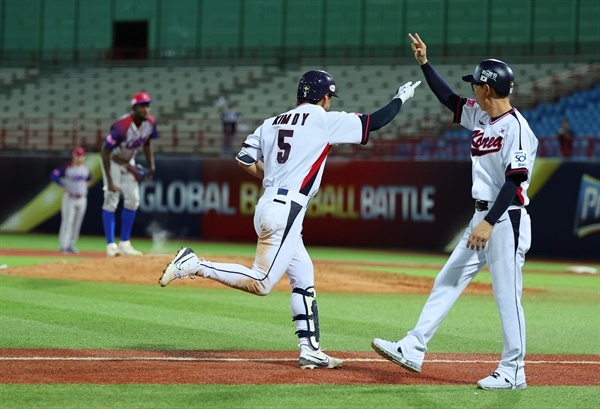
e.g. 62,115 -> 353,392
126,164 -> 151,182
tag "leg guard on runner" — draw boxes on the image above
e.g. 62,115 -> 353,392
292,287 -> 320,350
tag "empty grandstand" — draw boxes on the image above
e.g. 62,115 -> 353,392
1,0 -> 598,158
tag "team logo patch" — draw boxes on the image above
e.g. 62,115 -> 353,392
574,174 -> 600,237
302,85 -> 310,97
329,84 -> 336,92
480,69 -> 498,82
511,150 -> 528,169
466,98 -> 476,107
470,130 -> 503,156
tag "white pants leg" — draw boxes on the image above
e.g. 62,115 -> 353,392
400,207 -> 529,384
69,197 -> 87,248
101,160 -> 140,212
200,189 -> 308,296
287,239 -> 316,342
59,194 -> 76,249
400,216 -> 486,365
487,208 -> 529,384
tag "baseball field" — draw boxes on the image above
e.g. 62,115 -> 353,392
0,233 -> 598,408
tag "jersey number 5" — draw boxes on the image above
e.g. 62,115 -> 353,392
277,129 -> 293,164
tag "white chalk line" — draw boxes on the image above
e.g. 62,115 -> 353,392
1,357 -> 598,365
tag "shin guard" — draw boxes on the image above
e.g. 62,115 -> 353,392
292,287 -> 320,350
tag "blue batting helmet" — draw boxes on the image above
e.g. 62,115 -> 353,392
462,59 -> 514,96
297,70 -> 339,102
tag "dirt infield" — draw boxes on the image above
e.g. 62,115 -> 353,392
1,349 -> 598,386
1,249 -> 502,295
2,249 -> 594,387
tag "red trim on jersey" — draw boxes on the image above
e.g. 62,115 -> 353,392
453,98 -> 464,123
114,114 -> 134,134
300,144 -> 331,194
362,115 -> 371,144
515,185 -> 524,205
490,108 -> 516,125
505,168 -> 528,177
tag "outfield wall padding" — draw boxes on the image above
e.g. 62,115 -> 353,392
1,153 -> 598,259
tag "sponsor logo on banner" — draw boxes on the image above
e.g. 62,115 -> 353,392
140,181 -> 236,215
574,174 -> 600,237
239,182 -> 436,222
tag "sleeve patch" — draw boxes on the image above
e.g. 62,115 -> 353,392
510,150 -> 528,170
466,98 -> 476,107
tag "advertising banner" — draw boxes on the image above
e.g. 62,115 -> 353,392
198,158 -> 474,250
1,153 -> 598,259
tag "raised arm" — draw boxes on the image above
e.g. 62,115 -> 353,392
359,81 -> 421,134
409,33 -> 462,114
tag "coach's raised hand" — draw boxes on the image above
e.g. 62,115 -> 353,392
409,33 -> 428,65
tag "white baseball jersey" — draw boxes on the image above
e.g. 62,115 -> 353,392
458,98 -> 538,205
237,103 -> 367,198
50,162 -> 91,250
105,113 -> 158,163
51,163 -> 92,197
394,96 -> 539,387
195,102 -> 370,355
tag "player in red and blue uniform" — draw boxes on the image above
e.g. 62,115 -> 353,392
100,92 -> 158,256
50,147 -> 92,253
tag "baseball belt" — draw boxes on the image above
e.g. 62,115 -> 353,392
475,200 -> 489,211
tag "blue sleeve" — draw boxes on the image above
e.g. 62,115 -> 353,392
483,174 -> 523,225
358,98 -> 403,140
420,62 -> 463,113
150,124 -> 158,140
50,167 -> 64,186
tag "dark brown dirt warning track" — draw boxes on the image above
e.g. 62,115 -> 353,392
1,349 -> 598,386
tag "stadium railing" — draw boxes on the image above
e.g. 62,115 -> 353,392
1,117 -> 598,160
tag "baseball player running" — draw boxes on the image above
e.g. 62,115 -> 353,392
50,147 -> 92,253
101,92 -> 157,257
159,70 -> 420,369
372,33 -> 538,390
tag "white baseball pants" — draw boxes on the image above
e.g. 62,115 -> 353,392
398,206 -> 531,385
199,187 -> 315,342
200,187 -> 313,294
101,160 -> 140,211
59,194 -> 87,249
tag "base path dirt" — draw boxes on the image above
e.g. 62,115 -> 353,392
1,250 -> 503,295
3,249 -> 587,387
1,349 -> 598,386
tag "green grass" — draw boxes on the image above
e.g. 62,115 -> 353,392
363,264 -> 600,292
0,255 -> 88,267
0,385 -> 598,409
0,274 -> 598,355
1,233 -> 598,408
